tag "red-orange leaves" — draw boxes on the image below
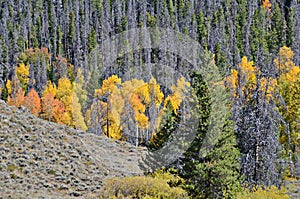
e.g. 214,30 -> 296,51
41,93 -> 55,121
24,89 -> 41,116
7,88 -> 25,108
41,92 -> 66,123
51,98 -> 66,124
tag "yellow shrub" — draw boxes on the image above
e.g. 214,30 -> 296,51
100,172 -> 188,199
237,186 -> 290,199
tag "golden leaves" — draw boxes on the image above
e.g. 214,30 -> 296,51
262,0 -> 272,11
149,78 -> 164,107
285,66 -> 300,83
41,77 -> 87,130
43,81 -> 57,97
225,56 -> 277,100
276,47 -> 300,153
225,56 -> 257,98
259,77 -> 277,99
240,56 -> 256,88
226,69 -> 238,96
6,80 -> 12,95
274,46 -> 296,75
89,75 -> 189,140
95,75 -> 121,97
16,63 -> 30,91
165,77 -> 190,114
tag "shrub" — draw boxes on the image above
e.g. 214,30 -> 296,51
237,186 -> 290,199
100,170 -> 188,199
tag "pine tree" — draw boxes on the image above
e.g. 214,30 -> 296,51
148,101 -> 180,151
88,27 -> 97,52
181,72 -> 241,198
236,0 -> 247,56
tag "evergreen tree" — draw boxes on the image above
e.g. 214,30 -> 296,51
181,72 -> 241,198
147,101 -> 180,151
236,0 -> 247,57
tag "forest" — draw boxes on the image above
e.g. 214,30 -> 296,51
0,0 -> 299,198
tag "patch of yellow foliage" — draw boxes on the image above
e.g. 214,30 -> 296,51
274,46 -> 296,75
43,81 -> 57,97
16,63 -> 30,91
237,186 -> 289,199
276,46 -> 300,159
6,80 -> 11,95
164,77 -> 190,114
262,0 -> 272,11
95,75 -> 121,97
100,168 -> 188,199
225,56 -> 277,100
88,75 -> 190,141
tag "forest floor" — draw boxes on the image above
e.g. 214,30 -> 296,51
286,180 -> 300,198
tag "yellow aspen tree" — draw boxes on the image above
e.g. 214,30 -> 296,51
148,77 -> 164,108
72,92 -> 88,130
129,92 -> 149,146
42,81 -> 57,97
259,77 -> 277,100
262,0 -> 271,11
73,68 -> 87,108
41,93 -> 55,121
108,93 -> 124,139
94,75 -> 123,138
6,80 -> 12,95
56,77 -> 73,126
56,76 -> 87,129
52,98 -> 67,124
7,76 -> 24,107
226,56 -> 278,102
16,63 -> 30,91
225,56 -> 257,100
164,77 -> 190,114
276,47 -> 300,157
274,46 -> 296,75
41,81 -> 57,121
239,56 -> 256,91
121,78 -> 145,99
95,75 -> 121,97
226,69 -> 239,97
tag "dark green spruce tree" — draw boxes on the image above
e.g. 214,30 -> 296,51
180,72 -> 241,199
147,101 -> 180,151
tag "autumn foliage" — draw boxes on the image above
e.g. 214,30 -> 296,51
24,89 -> 41,116
226,56 -> 277,100
87,75 -> 189,144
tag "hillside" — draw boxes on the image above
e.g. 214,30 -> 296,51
1,0 -> 300,198
0,100 -> 149,198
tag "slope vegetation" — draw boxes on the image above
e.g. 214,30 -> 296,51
0,100 -> 148,198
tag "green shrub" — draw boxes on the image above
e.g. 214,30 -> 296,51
7,164 -> 18,172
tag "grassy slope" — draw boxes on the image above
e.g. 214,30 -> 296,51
0,100 -> 149,198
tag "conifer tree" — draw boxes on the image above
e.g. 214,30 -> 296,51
181,72 -> 241,198
148,101 -> 179,151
